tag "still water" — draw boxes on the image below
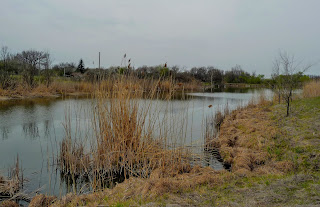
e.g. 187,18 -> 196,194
0,88 -> 272,197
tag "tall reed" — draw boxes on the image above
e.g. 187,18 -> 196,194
204,103 -> 230,150
58,76 -> 191,191
0,156 -> 27,202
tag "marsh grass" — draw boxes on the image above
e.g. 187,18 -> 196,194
0,156 -> 29,203
0,75 -> 200,99
58,76 -> 193,192
303,80 -> 320,98
204,103 -> 230,151
204,91 -> 274,171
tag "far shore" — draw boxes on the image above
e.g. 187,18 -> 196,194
0,92 -> 92,101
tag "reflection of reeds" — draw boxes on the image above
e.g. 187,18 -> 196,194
22,122 -> 39,139
58,76 -> 191,191
204,103 -> 230,151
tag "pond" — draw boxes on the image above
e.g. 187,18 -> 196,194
0,88 -> 272,198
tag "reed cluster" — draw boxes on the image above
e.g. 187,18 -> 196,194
204,91 -> 269,152
58,76 -> 191,191
0,157 -> 26,202
0,175 -> 20,200
204,103 -> 230,150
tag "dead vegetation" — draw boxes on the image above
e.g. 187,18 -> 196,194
28,166 -> 232,207
0,174 -> 21,201
0,200 -> 19,207
28,194 -> 56,207
0,157 -> 29,205
57,76 -> 193,192
210,101 -> 295,176
0,75 -> 201,99
303,80 -> 320,98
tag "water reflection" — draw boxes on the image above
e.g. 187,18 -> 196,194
59,170 -> 127,194
44,120 -> 51,138
22,122 -> 39,139
208,87 -> 264,93
202,149 -> 224,169
0,98 -> 58,112
1,126 -> 9,140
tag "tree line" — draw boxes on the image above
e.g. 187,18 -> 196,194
0,47 -> 315,93
0,47 -> 53,89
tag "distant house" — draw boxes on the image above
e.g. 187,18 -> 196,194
71,72 -> 84,80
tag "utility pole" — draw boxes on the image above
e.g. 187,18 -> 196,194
38,58 -> 41,85
98,52 -> 101,82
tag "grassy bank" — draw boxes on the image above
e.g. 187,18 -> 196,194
0,80 -> 94,100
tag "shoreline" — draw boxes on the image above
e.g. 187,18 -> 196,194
0,92 -> 93,101
0,86 -> 267,102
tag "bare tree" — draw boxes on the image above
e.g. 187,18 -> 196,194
0,46 -> 12,89
273,51 -> 312,116
43,52 -> 53,87
16,50 -> 46,87
207,67 -> 215,92
207,66 -> 223,90
1,46 -> 9,70
272,60 -> 282,104
171,65 -> 180,80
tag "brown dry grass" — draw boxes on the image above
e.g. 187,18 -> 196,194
303,80 -> 320,98
210,100 -> 293,176
0,158 -> 26,205
0,76 -> 201,99
0,81 -> 85,98
174,79 -> 201,91
58,75 -> 192,191
0,200 -> 19,207
28,194 -> 56,207
0,175 -> 20,197
35,166 -> 231,207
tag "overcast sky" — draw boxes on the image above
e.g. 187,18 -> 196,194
1,0 -> 319,76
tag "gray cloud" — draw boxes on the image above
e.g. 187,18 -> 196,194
1,0 -> 319,76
